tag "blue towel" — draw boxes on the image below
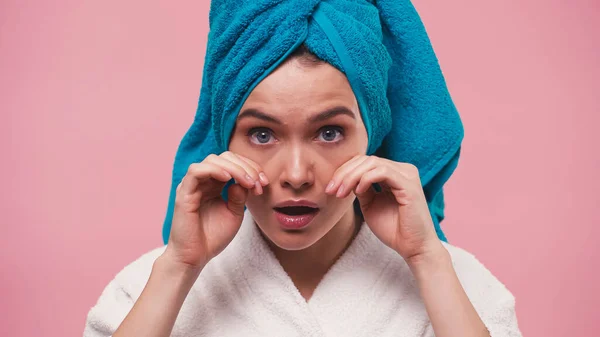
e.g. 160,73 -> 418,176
162,0 -> 464,244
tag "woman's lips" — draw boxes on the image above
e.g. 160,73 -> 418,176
273,208 -> 319,230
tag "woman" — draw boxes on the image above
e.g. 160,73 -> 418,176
84,1 -> 522,336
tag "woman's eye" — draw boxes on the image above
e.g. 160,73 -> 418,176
318,126 -> 343,142
249,128 -> 274,144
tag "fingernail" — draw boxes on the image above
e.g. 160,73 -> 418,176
336,184 -> 345,197
246,174 -> 255,183
259,172 -> 269,185
326,180 -> 335,193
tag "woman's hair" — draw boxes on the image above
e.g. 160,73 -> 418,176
287,44 -> 324,67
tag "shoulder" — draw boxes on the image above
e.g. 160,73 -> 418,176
111,246 -> 167,298
84,245 -> 236,336
376,240 -> 516,304
440,242 -> 522,335
83,246 -> 166,337
441,241 -> 515,303
94,245 -> 167,301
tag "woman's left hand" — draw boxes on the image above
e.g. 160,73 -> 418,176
325,155 -> 443,262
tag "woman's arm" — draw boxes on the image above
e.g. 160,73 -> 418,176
111,253 -> 203,337
407,245 -> 491,337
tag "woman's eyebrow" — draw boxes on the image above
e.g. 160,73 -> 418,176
237,106 -> 356,124
309,106 -> 356,123
237,109 -> 282,124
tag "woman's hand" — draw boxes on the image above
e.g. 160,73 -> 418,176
325,155 -> 442,263
162,151 -> 269,270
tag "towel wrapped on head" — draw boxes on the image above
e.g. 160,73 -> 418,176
162,0 -> 464,244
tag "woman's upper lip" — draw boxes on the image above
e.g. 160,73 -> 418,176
273,200 -> 319,209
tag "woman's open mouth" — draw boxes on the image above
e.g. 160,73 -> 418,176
273,206 -> 320,230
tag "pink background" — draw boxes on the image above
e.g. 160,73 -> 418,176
1,0 -> 598,336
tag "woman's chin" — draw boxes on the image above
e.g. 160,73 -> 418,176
255,220 -> 322,251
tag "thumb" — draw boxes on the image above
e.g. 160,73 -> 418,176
226,183 -> 248,218
355,184 -> 376,213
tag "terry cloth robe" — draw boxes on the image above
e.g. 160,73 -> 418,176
84,210 -> 522,337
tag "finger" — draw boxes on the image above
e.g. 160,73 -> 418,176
236,154 -> 268,185
355,166 -> 389,195
333,156 -> 381,198
226,152 -> 269,186
255,180 -> 263,195
220,152 -> 261,182
179,162 -> 232,197
205,154 -> 257,190
354,165 -> 421,206
226,183 -> 248,218
220,152 -> 264,195
219,152 -> 262,195
246,180 -> 263,196
325,154 -> 369,194
354,184 -> 377,212
378,158 -> 421,178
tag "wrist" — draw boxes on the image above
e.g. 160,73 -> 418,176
406,242 -> 452,277
155,251 -> 205,283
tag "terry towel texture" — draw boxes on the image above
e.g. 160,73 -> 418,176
85,210 -> 522,336
162,0 -> 464,244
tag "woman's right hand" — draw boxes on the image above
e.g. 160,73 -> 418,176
162,151 -> 268,270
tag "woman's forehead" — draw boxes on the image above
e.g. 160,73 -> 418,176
244,60 -> 358,111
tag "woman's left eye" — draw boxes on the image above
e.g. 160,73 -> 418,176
317,126 -> 344,142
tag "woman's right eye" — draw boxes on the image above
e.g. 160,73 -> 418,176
249,128 -> 274,145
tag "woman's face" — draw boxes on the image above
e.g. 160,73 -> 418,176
228,58 -> 368,251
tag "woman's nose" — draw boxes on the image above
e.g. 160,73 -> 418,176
279,146 -> 315,190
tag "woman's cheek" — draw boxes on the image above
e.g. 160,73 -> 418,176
321,142 -> 362,167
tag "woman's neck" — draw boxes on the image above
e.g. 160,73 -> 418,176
262,209 -> 363,300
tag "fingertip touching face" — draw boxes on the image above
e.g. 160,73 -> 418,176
228,46 -> 369,251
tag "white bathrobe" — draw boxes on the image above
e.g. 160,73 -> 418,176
84,210 -> 522,336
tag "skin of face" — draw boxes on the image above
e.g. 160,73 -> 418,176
228,57 -> 369,260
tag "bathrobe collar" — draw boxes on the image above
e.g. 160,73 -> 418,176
223,209 -> 403,336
